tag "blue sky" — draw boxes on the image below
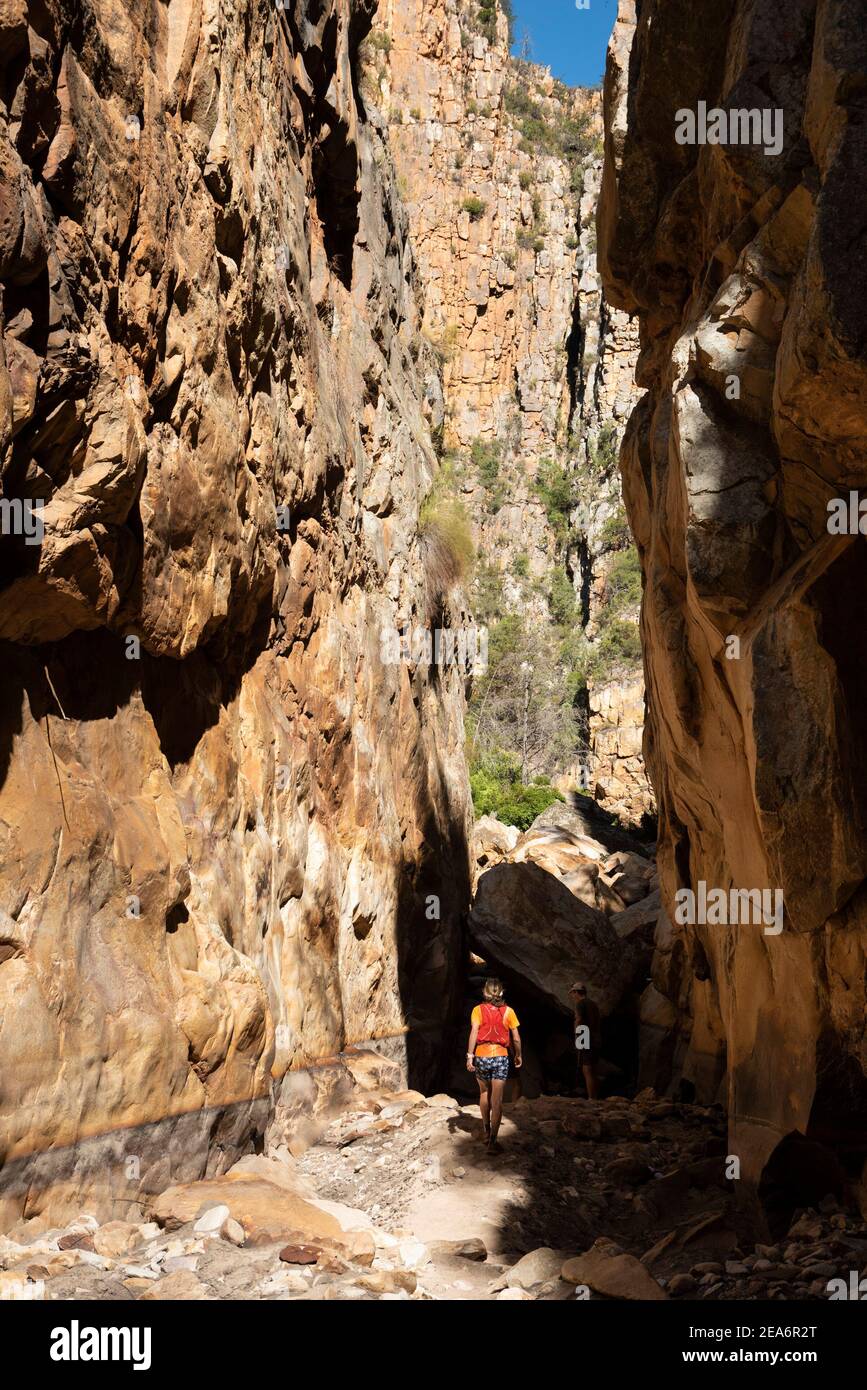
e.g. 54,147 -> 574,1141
510,0 -> 617,89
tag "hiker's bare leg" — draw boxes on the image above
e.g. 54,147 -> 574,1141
489,1078 -> 507,1141
582,1062 -> 599,1100
476,1076 -> 492,1136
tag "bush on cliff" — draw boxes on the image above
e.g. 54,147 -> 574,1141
420,462 -> 474,593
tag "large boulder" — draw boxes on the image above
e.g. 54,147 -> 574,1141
469,862 -> 649,1016
529,797 -> 654,859
472,816 -> 521,884
150,1173 -> 351,1248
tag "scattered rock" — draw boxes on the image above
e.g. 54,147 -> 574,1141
138,1270 -> 212,1301
429,1238 -> 487,1262
562,1247 -> 668,1300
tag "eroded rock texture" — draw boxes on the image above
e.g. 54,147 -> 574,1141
600,0 -> 867,1209
0,0 -> 472,1228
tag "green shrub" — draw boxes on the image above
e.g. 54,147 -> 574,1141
470,437 -> 502,486
595,618 -> 642,674
549,566 -> 577,625
470,749 -> 563,830
533,456 -> 574,541
420,462 -> 474,593
462,195 -> 487,221
519,169 -> 533,191
473,559 -> 505,623
599,506 -> 632,552
512,552 -> 529,579
605,546 -> 642,614
588,422 -> 618,477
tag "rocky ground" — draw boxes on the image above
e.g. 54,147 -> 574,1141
3,1081 -> 865,1302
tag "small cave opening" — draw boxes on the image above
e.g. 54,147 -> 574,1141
757,1131 -> 850,1239
757,1032 -> 867,1238
165,903 -> 190,934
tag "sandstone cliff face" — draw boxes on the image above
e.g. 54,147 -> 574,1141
0,0 -> 472,1228
366,0 -> 650,817
600,0 -> 867,1208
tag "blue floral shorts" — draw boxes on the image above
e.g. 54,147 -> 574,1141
474,1054 -> 509,1082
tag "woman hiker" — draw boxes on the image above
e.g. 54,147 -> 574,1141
466,977 -> 522,1153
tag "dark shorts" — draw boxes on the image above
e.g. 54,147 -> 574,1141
474,1054 -> 509,1082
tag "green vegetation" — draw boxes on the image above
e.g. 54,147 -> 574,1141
599,505 -> 632,552
462,195 -> 487,221
519,169 -> 533,191
419,459 -> 474,594
503,85 -> 597,192
469,750 -> 562,830
556,546 -> 642,692
587,422 -> 619,479
548,566 -> 577,626
511,552 -> 529,579
605,546 -> 641,615
533,455 -> 575,544
470,437 -> 506,513
467,602 -> 582,800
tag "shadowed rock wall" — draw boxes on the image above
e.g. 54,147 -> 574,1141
0,0 -> 472,1228
600,0 -> 867,1212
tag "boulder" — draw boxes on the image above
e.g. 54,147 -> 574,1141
611,889 -> 661,940
504,1246 -> 569,1290
90,1221 -> 149,1259
599,851 -> 656,906
473,816 -> 521,876
150,1174 -> 346,1247
561,1246 -> 668,1300
470,862 -> 648,1015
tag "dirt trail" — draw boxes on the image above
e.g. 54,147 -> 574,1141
5,1085 -> 865,1302
296,1087 -> 867,1301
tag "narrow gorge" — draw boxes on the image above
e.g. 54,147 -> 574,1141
0,0 -> 865,1322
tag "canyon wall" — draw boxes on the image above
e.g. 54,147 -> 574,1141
600,0 -> 867,1208
0,0 -> 473,1229
368,0 -> 650,818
